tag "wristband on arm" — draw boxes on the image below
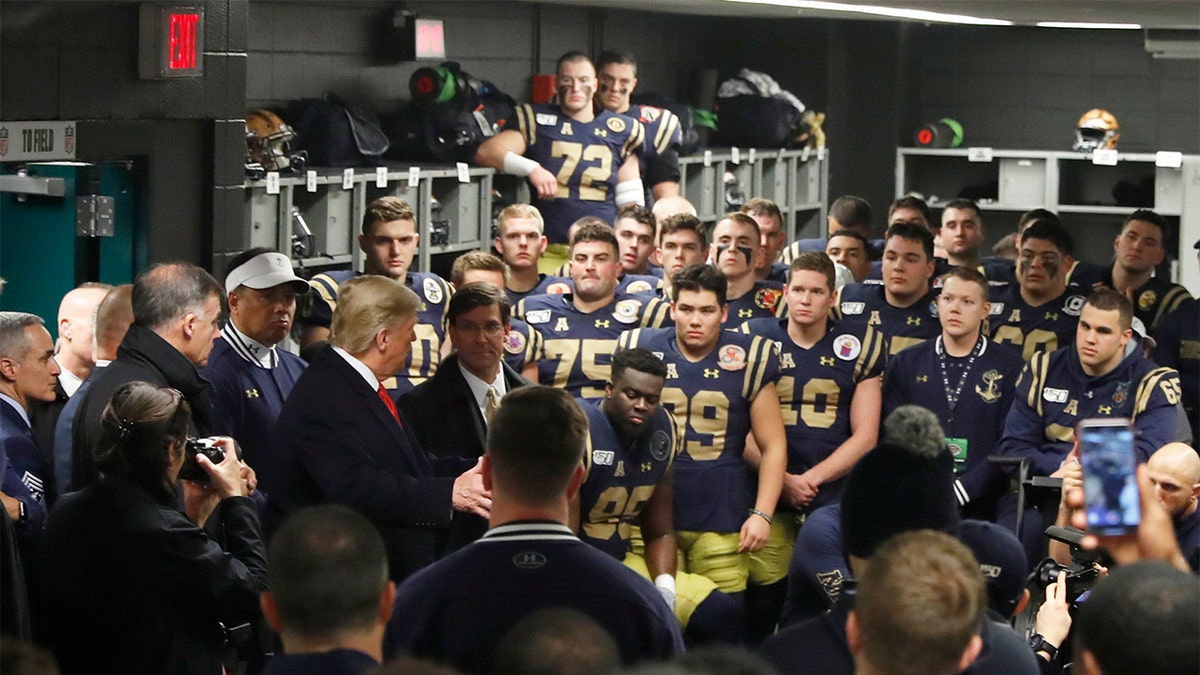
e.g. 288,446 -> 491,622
503,151 -> 541,177
615,178 -> 646,206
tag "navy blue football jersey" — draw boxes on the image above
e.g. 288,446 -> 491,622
834,283 -> 940,355
998,347 -> 1182,476
986,284 -> 1087,360
628,104 -> 682,161
1151,298 -> 1198,440
501,318 -> 543,373
728,281 -> 787,323
510,103 -> 645,243
505,274 -> 571,307
306,270 -> 451,395
579,398 -> 681,560
739,318 -> 886,510
516,292 -> 651,398
883,336 -> 1024,506
617,327 -> 781,533
1095,268 -> 1193,333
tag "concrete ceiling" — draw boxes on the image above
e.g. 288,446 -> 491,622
516,0 -> 1200,29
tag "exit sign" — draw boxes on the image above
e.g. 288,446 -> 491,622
139,5 -> 204,79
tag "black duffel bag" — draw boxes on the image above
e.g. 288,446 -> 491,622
285,94 -> 389,167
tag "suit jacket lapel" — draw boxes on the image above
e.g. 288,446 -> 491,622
319,347 -> 430,475
443,356 -> 488,450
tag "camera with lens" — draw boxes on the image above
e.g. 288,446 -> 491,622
179,437 -> 225,483
1032,557 -> 1100,605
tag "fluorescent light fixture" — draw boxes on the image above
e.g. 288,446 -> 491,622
723,0 -> 1014,26
1037,21 -> 1141,30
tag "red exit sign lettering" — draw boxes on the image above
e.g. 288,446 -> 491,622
139,5 -> 204,79
168,12 -> 200,70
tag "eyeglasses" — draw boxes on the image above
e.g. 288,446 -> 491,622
452,321 -> 506,337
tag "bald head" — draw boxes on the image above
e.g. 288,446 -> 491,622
56,284 -> 113,378
1146,443 -> 1200,519
94,285 -> 135,362
652,195 -> 697,222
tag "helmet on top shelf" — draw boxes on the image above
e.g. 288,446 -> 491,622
1073,108 -> 1119,152
245,109 -> 299,172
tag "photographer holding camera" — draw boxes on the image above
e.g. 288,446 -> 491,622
42,381 -> 267,675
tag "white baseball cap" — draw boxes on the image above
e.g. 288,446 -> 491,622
225,251 -> 308,294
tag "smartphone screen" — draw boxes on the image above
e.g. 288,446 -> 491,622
1079,421 -> 1140,535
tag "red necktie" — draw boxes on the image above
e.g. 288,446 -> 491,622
377,384 -> 402,427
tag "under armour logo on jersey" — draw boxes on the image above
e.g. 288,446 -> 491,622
594,319 -> 611,328
917,375 -> 929,382
554,317 -> 570,331
1098,405 -> 1113,415
1045,312 -> 1059,321
906,316 -> 921,326
739,309 -> 753,318
641,462 -> 652,473
666,364 -> 679,379
820,356 -> 835,366
245,389 -> 260,399
513,552 -> 547,570
560,122 -> 573,135
614,461 -> 625,477
593,128 -> 607,137
703,368 -> 720,379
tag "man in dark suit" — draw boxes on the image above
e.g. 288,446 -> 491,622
267,276 -> 490,583
400,281 -> 530,550
70,263 -> 224,489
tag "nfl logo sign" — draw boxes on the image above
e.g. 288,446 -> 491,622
64,125 -> 75,154
0,127 -> 8,157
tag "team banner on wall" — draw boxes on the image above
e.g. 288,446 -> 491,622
0,121 -> 77,162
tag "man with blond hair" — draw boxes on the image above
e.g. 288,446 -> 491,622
492,203 -> 571,306
269,275 -> 489,582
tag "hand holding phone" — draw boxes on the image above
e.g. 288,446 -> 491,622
1077,419 -> 1140,536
